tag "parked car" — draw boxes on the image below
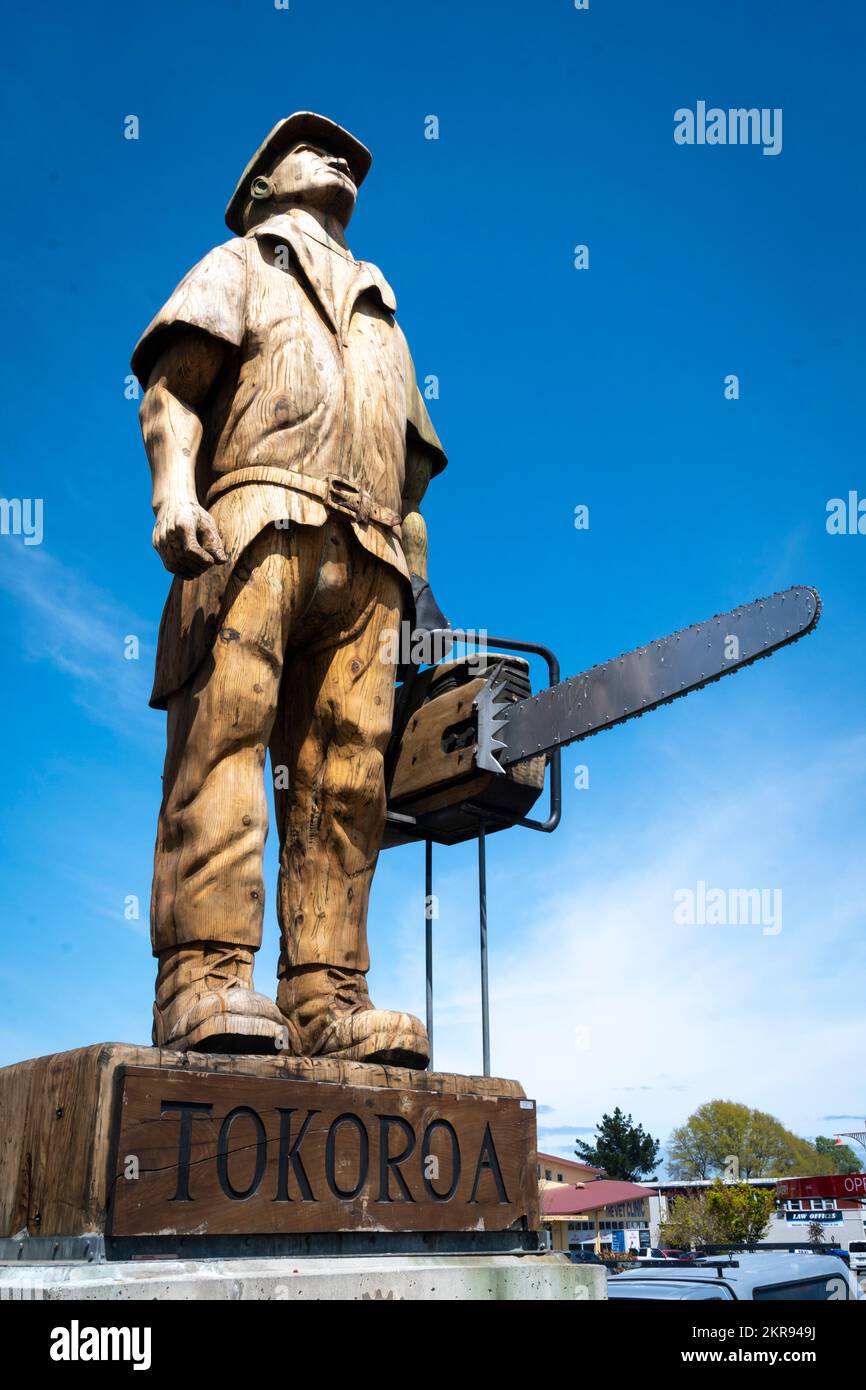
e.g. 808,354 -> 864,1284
565,1249 -> 604,1266
849,1240 -> 866,1273
607,1251 -> 864,1301
636,1248 -> 705,1261
823,1247 -> 850,1267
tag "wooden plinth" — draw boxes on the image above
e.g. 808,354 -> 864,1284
0,1046 -> 538,1242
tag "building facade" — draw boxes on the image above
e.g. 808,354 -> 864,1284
541,1179 -> 655,1253
536,1151 -> 602,1187
649,1179 -> 866,1252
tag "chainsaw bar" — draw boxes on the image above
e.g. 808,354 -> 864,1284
483,586 -> 821,770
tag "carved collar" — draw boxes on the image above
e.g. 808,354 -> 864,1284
246,211 -> 397,335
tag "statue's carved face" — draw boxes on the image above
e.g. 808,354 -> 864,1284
266,141 -> 358,225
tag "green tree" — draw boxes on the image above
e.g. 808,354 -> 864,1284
814,1136 -> 864,1174
659,1182 -> 775,1249
705,1181 -> 776,1244
667,1101 -> 845,1180
658,1191 -> 719,1249
776,1134 -> 828,1177
574,1107 -> 660,1181
668,1101 -> 756,1178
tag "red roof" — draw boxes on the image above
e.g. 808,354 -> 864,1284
542,1180 -> 656,1216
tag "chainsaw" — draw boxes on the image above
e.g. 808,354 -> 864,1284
384,586 -> 821,849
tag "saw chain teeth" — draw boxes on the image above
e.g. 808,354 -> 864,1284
496,586 -> 822,765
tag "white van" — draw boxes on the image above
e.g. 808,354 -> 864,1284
849,1240 -> 866,1273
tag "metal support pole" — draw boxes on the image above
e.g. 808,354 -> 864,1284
478,822 -> 490,1077
424,838 -> 434,1070
834,1127 -> 866,1156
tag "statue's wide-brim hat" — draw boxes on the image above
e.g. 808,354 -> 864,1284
225,112 -> 372,233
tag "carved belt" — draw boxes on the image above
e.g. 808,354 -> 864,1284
206,467 -> 402,530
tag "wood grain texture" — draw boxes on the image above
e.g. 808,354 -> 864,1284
0,1046 -> 529,1239
110,1066 -> 538,1237
389,660 -> 546,826
153,520 -> 402,979
135,204 -> 447,711
390,676 -> 487,803
132,133 -> 450,1062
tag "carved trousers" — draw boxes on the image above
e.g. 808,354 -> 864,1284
151,517 -> 403,974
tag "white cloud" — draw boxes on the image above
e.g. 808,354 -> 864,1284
0,543 -> 156,739
372,725 -> 866,1168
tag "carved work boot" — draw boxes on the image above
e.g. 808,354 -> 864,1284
277,965 -> 429,1069
153,944 -> 289,1054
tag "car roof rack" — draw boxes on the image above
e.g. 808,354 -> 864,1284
636,1259 -> 739,1276
706,1251 -> 839,1262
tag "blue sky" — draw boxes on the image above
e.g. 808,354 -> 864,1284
0,0 -> 864,1171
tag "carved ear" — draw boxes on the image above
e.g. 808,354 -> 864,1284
250,175 -> 275,201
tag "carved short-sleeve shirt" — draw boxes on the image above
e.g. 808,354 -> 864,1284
132,211 -> 446,706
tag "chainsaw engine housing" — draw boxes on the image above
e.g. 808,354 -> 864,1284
383,654 -> 546,848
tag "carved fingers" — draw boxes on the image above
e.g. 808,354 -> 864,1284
153,501 -> 229,579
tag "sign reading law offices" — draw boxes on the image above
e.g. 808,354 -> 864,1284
110,1069 -> 538,1237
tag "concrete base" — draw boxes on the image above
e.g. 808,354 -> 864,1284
0,1253 -> 605,1301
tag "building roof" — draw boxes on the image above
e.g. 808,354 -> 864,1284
537,1151 -> 603,1175
542,1179 -> 656,1217
656,1177 -> 781,1192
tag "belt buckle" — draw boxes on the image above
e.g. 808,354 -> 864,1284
328,477 -> 371,525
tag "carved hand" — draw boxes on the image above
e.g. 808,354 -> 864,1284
152,500 -> 228,580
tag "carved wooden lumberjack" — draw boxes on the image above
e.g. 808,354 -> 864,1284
132,113 -> 447,1067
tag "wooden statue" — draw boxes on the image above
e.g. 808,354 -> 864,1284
2,113 -> 818,1263
132,113 -> 447,1067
